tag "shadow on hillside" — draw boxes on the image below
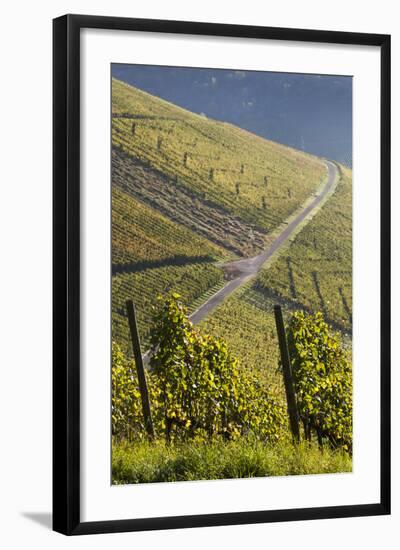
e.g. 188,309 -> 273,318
246,283 -> 352,336
112,254 -> 216,276
338,286 -> 353,326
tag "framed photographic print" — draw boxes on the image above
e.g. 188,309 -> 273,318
53,14 -> 391,535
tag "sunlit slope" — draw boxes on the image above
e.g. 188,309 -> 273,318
200,164 -> 352,399
112,188 -> 226,354
112,185 -> 226,268
257,164 -> 352,333
112,78 -> 326,258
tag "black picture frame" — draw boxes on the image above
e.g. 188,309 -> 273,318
53,14 -> 391,536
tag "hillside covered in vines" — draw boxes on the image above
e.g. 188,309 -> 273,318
112,78 -> 327,352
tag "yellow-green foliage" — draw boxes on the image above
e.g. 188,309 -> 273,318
149,294 -> 286,442
112,341 -> 161,440
257,165 -> 352,332
112,187 -> 228,353
112,186 -> 226,267
200,165 -> 352,402
200,165 -> 352,401
112,295 -> 286,444
287,311 -> 352,451
113,265 -> 224,355
200,285 -> 283,393
112,78 -> 326,243
111,79 -> 353,482
111,78 -> 332,353
200,288 -> 353,451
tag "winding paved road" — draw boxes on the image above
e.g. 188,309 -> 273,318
189,160 -> 338,325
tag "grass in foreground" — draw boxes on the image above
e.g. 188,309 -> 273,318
112,438 -> 352,484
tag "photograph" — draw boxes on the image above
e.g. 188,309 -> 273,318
0,2 -> 394,544
111,64 -> 353,485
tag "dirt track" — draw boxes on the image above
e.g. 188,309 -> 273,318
142,161 -> 338,365
189,161 -> 339,325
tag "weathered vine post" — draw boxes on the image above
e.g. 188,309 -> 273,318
262,196 -> 267,210
273,305 -> 300,442
126,299 -> 155,439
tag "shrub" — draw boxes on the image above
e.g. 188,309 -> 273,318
149,294 -> 286,442
112,294 -> 286,443
112,341 -> 162,440
287,311 -> 352,451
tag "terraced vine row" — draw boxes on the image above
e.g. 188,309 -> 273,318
112,150 -> 266,257
200,284 -> 284,395
200,164 -> 352,407
112,184 -> 231,353
112,186 -> 226,267
113,261 -> 225,355
256,164 -> 352,334
111,79 -> 352,391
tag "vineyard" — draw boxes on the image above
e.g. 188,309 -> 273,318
200,164 -> 352,390
112,185 -> 226,267
112,186 -> 227,352
200,285 -> 284,388
257,165 -> 352,333
112,78 -> 326,245
111,77 -> 353,482
112,295 -> 352,482
112,78 -> 327,352
113,266 -> 224,355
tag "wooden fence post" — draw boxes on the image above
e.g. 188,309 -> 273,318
126,300 -> 155,439
274,305 -> 300,442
